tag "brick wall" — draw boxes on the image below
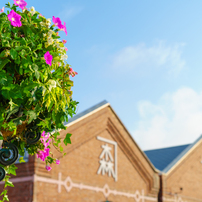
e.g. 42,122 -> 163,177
0,105 -> 159,202
0,155 -> 35,202
163,140 -> 202,202
33,106 -> 159,202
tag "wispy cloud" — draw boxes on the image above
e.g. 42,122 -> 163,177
109,41 -> 186,77
58,6 -> 83,21
132,87 -> 202,150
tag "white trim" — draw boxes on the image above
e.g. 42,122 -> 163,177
51,103 -> 110,135
97,136 -> 118,181
0,176 -> 34,184
65,103 -> 110,128
34,173 -> 157,201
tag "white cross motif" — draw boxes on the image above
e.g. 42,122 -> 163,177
97,137 -> 117,181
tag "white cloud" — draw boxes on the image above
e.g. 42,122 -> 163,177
110,41 -> 185,76
58,6 -> 83,21
132,87 -> 202,150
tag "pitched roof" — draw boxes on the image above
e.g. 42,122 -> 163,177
62,100 -> 158,172
64,100 -> 109,126
144,144 -> 190,172
144,135 -> 202,173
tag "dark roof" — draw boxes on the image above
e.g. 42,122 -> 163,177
144,135 -> 202,173
144,144 -> 190,172
64,100 -> 109,126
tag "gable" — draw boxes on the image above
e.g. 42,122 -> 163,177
34,102 -> 159,201
163,139 -> 202,200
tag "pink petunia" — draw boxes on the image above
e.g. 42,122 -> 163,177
44,51 -> 53,66
56,160 -> 60,165
8,10 -> 22,27
46,165 -> 52,171
41,131 -> 46,137
37,151 -> 46,161
41,132 -> 50,142
14,0 -> 27,10
0,7 -> 4,13
40,134 -> 51,149
65,47 -> 68,52
44,148 -> 50,156
61,22 -> 67,35
68,68 -> 78,77
52,16 -> 63,29
62,40 -> 67,44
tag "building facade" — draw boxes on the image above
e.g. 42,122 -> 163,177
0,101 -> 159,202
145,135 -> 202,202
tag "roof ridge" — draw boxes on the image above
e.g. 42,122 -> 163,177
64,100 -> 109,126
144,143 -> 191,152
162,134 -> 202,173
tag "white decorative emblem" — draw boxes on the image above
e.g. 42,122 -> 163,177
34,173 -> 158,202
97,136 -> 117,181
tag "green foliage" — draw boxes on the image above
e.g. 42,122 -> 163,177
64,133 -> 72,146
0,164 -> 17,202
0,1 -> 79,201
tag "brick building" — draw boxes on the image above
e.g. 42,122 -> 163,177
0,100 -> 159,202
1,100 -> 202,202
145,135 -> 202,202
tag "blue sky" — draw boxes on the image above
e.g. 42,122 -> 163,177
5,0 -> 202,150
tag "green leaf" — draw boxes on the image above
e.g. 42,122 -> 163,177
3,195 -> 9,201
5,180 -> 14,188
37,44 -> 42,50
0,190 -> 7,196
63,133 -> 72,146
15,46 -> 23,51
0,59 -> 10,70
59,145 -> 63,152
19,157 -> 25,163
26,110 -> 37,124
2,40 -> 10,47
10,49 -> 18,59
8,164 -> 17,176
47,79 -> 56,91
20,49 -> 26,57
35,70 -> 40,79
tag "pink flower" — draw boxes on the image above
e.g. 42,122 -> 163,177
0,7 -> 4,13
14,0 -> 27,10
56,32 -> 59,36
36,147 -> 50,161
56,160 -> 60,165
46,165 -> 52,171
37,131 -> 51,161
62,40 -> 67,44
41,132 -> 50,141
65,47 -> 68,52
61,22 -> 67,35
68,68 -> 78,77
52,16 -> 63,29
8,10 -> 22,27
44,51 -> 53,66
40,132 -> 51,149
44,148 -> 50,156
37,151 -> 46,161
41,131 -> 46,137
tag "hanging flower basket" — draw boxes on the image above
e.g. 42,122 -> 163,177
1,121 -> 26,138
0,0 -> 78,201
